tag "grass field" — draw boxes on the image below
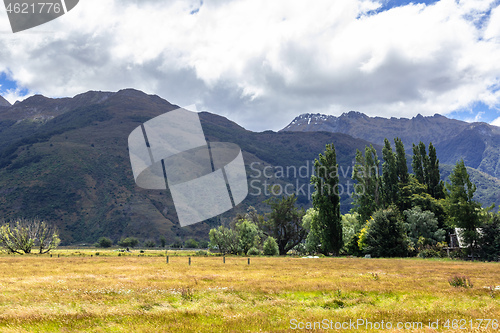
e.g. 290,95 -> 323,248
0,250 -> 499,332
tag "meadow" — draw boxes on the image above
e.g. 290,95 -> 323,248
0,250 -> 499,332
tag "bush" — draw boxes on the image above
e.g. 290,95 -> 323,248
117,237 -> 139,248
184,239 -> 199,249
159,236 -> 166,248
448,275 -> 473,288
95,237 -> 113,248
292,243 -> 307,256
362,207 -> 409,258
196,250 -> 208,256
479,214 -> 500,261
404,207 -> 445,251
198,240 -> 209,249
247,247 -> 261,256
417,242 -> 447,258
144,240 -> 156,248
263,237 -> 279,256
171,238 -> 183,248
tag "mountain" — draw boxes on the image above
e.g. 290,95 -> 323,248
0,95 -> 10,108
282,112 -> 500,180
0,89 -> 377,245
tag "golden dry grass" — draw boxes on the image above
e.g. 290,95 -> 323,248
0,251 -> 499,332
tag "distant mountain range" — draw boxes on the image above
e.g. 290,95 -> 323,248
0,91 -> 498,245
282,112 -> 500,180
0,89 -> 377,245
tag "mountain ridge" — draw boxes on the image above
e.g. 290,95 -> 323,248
282,111 -> 500,180
0,89 -> 378,245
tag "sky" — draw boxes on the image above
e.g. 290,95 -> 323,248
0,0 -> 499,131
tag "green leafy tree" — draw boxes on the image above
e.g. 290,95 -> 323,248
184,239 -> 199,249
362,206 -> 409,257
96,237 -> 113,248
144,240 -> 156,248
427,143 -> 445,199
411,142 -> 444,200
403,206 -> 445,249
412,142 -> 426,185
159,236 -> 166,248
478,213 -> 500,261
209,225 -> 239,255
403,176 -> 447,229
263,236 -> 279,256
263,194 -> 306,255
445,160 -> 482,260
382,138 -> 398,207
236,219 -> 260,255
311,144 -> 342,255
302,208 -> 322,254
118,237 -> 139,248
341,213 -> 363,255
394,138 -> 409,186
352,145 -> 381,224
394,138 -> 411,211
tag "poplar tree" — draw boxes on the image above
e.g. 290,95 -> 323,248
445,160 -> 481,260
428,143 -> 445,199
382,138 -> 398,207
352,145 -> 381,223
311,144 -> 342,255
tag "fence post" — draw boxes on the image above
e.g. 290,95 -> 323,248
166,255 -> 169,264
248,258 -> 250,265
223,256 -> 225,264
189,257 -> 191,266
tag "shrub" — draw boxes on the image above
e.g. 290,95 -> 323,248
198,240 -> 209,249
403,207 -> 445,251
95,237 -> 113,248
292,243 -> 307,256
117,237 -> 138,248
144,240 -> 156,248
362,207 -> 409,257
159,236 -> 166,248
247,247 -> 261,256
417,242 -> 447,258
196,250 -> 208,256
263,237 -> 279,256
448,275 -> 473,288
171,239 -> 183,249
478,214 -> 500,261
184,239 -> 199,249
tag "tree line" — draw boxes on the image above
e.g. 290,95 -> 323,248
209,138 -> 500,260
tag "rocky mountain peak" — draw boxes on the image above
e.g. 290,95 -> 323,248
0,95 -> 11,107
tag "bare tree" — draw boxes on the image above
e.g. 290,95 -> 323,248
0,218 -> 60,254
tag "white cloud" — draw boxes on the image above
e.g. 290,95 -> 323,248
0,0 -> 499,131
491,116 -> 500,127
